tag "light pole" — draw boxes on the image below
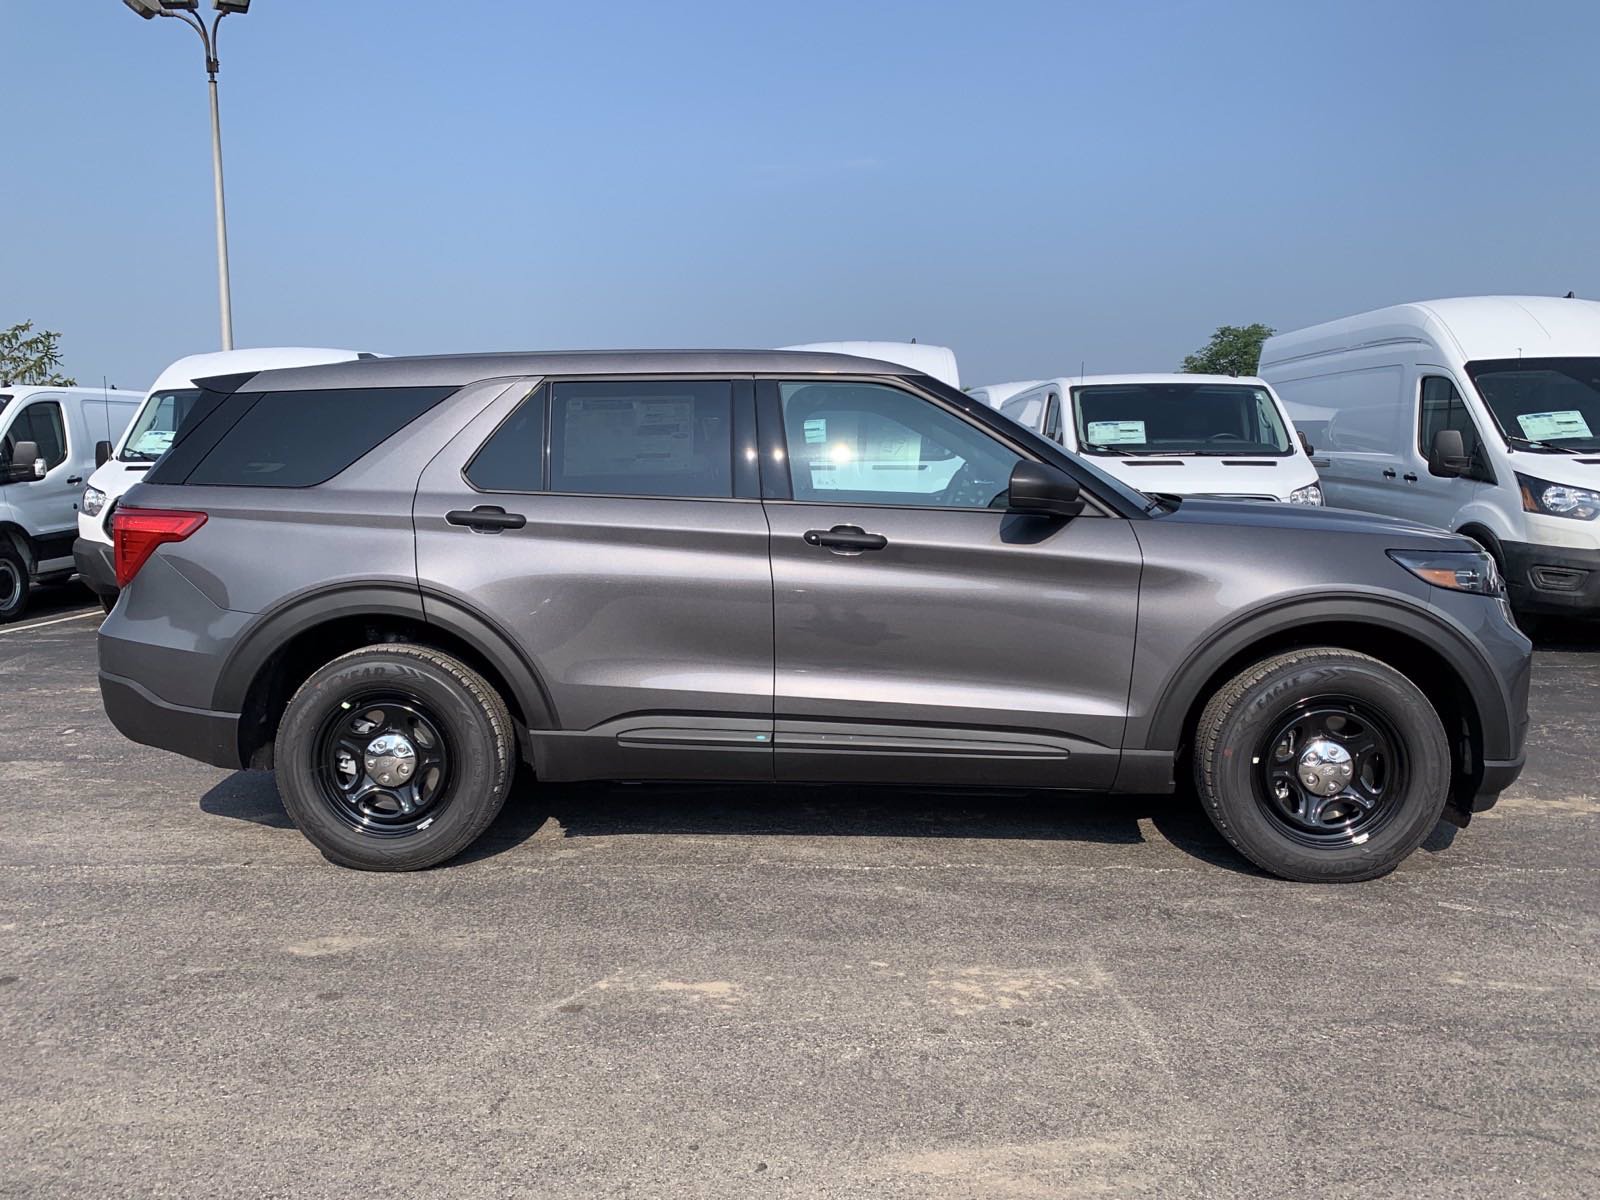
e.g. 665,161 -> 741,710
124,0 -> 254,351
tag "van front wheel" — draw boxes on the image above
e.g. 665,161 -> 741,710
0,545 -> 30,624
1193,648 -> 1450,882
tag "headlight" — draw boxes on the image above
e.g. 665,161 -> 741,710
82,486 -> 107,517
1388,549 -> 1503,595
1288,483 -> 1323,505
1517,472 -> 1600,520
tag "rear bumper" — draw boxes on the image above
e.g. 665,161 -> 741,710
73,537 -> 117,599
99,670 -> 241,770
1501,540 -> 1600,617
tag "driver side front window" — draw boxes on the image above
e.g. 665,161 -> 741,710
778,381 -> 1020,508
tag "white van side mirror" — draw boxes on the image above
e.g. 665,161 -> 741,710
8,439 -> 45,482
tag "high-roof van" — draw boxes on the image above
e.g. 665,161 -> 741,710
966,380 -> 1042,410
1260,297 -> 1600,621
0,385 -> 139,620
75,348 -> 373,609
989,374 -> 1323,505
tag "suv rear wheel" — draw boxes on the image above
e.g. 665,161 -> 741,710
1193,648 -> 1450,883
275,644 -> 515,870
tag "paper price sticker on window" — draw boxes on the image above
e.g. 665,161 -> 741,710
1517,410 -> 1592,442
803,418 -> 827,444
1086,420 -> 1146,445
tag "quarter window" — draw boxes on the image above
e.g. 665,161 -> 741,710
1418,375 -> 1482,464
465,386 -> 546,493
549,380 -> 733,498
778,381 -> 1020,509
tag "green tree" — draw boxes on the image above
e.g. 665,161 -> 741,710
1181,323 -> 1275,377
0,321 -> 76,386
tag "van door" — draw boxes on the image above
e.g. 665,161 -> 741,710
1382,371 -> 1490,530
759,378 -> 1141,789
414,377 -> 776,782
0,396 -> 79,569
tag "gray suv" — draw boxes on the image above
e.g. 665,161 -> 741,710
98,351 -> 1531,881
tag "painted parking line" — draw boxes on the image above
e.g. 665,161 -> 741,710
0,609 -> 103,636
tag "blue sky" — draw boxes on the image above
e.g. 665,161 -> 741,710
4,0 -> 1598,390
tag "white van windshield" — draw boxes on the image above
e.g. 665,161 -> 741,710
1072,383 -> 1292,456
120,388 -> 203,462
1467,358 -> 1600,451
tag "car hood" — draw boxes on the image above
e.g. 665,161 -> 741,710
1151,498 -> 1466,544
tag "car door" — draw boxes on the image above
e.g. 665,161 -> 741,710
758,377 -> 1142,789
1381,369 -> 1491,530
0,396 -> 79,567
413,376 -> 775,782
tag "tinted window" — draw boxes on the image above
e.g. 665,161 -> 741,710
549,380 -> 733,498
1419,375 -> 1483,461
466,386 -> 546,492
1,401 -> 67,471
779,381 -> 1020,508
181,387 -> 454,488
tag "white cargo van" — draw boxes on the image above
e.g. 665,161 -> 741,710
990,374 -> 1323,504
0,385 -> 139,620
1260,297 -> 1600,621
75,347 -> 374,608
779,342 -> 960,389
966,380 -> 1042,410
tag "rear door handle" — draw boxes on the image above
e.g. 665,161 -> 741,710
446,505 -> 526,533
1382,469 -> 1397,479
803,525 -> 888,552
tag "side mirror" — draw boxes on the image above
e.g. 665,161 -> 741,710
1007,460 -> 1085,517
1297,430 -> 1314,457
9,440 -> 44,482
1429,429 -> 1472,478
96,440 -> 114,468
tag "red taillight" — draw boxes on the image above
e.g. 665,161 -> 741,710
113,507 -> 208,587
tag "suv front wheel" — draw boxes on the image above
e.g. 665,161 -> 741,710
275,644 -> 515,870
1194,648 -> 1451,883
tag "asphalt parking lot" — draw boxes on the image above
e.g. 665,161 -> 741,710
2,586 -> 1597,1198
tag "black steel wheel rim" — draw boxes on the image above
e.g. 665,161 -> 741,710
312,691 -> 454,837
0,559 -> 20,611
1253,696 -> 1408,848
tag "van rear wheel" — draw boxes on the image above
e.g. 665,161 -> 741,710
0,545 -> 29,624
275,644 -> 515,871
1193,648 -> 1450,882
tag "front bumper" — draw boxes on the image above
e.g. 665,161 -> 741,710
73,537 -> 117,599
100,670 -> 242,770
1500,539 -> 1600,617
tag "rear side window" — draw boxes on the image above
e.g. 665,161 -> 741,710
548,380 -> 733,498
465,386 -> 546,492
157,387 -> 454,488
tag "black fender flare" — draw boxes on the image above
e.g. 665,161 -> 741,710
1139,593 -> 1516,759
211,581 -> 558,730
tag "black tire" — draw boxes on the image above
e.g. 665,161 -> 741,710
0,544 -> 30,624
98,591 -> 117,615
275,643 -> 515,871
1193,648 -> 1450,883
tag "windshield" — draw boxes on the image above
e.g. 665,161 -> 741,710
1072,383 -> 1293,456
119,388 -> 202,462
1467,358 -> 1600,451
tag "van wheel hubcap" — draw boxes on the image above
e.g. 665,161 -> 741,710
0,561 -> 20,611
315,694 -> 452,836
1255,699 -> 1406,846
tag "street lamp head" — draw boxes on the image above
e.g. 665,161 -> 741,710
121,0 -> 162,18
160,1 -> 201,9
213,0 -> 251,11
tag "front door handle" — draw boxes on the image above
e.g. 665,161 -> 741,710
67,475 -> 84,485
446,505 -> 526,533
1402,472 -> 1419,483
803,525 -> 888,552
1382,468 -> 1397,479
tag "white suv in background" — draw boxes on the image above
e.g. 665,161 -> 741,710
76,347 -> 375,610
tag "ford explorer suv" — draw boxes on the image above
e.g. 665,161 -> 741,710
98,350 -> 1531,881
